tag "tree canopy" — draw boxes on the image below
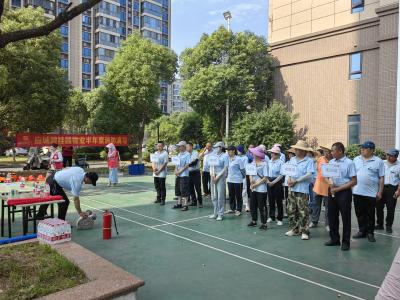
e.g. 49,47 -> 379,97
230,102 -> 297,150
180,27 -> 274,140
0,6 -> 69,133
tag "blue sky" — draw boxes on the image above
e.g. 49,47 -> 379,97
171,0 -> 269,56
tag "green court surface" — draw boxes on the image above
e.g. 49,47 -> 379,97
2,175 -> 400,300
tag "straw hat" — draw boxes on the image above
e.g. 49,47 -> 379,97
286,148 -> 296,154
290,140 -> 313,152
318,145 -> 332,151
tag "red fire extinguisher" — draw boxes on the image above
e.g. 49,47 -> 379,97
103,210 -> 119,240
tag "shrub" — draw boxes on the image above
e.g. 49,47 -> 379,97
345,144 -> 386,160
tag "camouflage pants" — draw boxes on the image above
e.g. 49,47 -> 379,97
287,191 -> 310,234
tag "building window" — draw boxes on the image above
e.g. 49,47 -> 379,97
61,42 -> 68,53
11,0 -> 21,6
60,25 -> 68,36
82,47 -> 91,57
60,59 -> 68,69
82,15 -> 91,25
82,79 -> 91,89
82,31 -> 91,42
82,63 -> 91,73
348,114 -> 361,145
349,52 -> 362,80
351,0 -> 364,13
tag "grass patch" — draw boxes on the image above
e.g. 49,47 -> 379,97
0,156 -> 26,165
0,242 -> 87,300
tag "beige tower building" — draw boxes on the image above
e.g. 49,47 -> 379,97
269,0 -> 399,149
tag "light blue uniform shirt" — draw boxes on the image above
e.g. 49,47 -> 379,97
268,159 -> 283,178
227,156 -> 245,184
238,154 -> 248,166
211,152 -> 229,176
289,156 -> 315,194
384,160 -> 400,186
55,167 -> 85,197
251,161 -> 268,193
153,151 -> 168,178
188,150 -> 200,172
329,156 -> 356,187
176,151 -> 191,178
202,150 -> 212,172
353,155 -> 385,197
280,153 -> 286,163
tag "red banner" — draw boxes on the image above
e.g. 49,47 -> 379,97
16,133 -> 129,147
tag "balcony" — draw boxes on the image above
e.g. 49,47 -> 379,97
96,8 -> 119,18
97,39 -> 119,48
96,24 -> 119,33
96,55 -> 113,62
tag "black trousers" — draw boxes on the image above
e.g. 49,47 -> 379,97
328,189 -> 352,244
154,177 -> 166,202
63,156 -> 72,168
202,171 -> 211,195
376,185 -> 398,227
246,175 -> 252,201
250,191 -> 267,224
228,182 -> 243,212
189,170 -> 202,204
268,178 -> 284,221
353,194 -> 376,235
37,174 -> 70,220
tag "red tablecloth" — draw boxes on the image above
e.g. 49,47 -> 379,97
7,196 -> 63,206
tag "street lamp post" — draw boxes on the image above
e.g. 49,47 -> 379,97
223,11 -> 232,143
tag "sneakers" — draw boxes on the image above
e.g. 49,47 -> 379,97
267,218 -> 273,223
181,206 -> 188,211
374,225 -> 384,230
277,221 -> 283,226
309,222 -> 317,228
301,233 -> 309,240
226,210 -> 234,214
259,224 -> 267,230
208,214 -> 217,219
198,204 -> 203,208
352,232 -> 366,239
386,227 -> 393,234
325,226 -> 330,232
367,234 -> 376,242
245,205 -> 250,212
172,204 -> 183,209
324,240 -> 341,246
154,199 -> 161,203
247,221 -> 257,227
285,230 -> 298,236
216,216 -> 223,221
234,211 -> 241,216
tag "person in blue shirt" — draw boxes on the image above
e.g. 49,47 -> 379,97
36,167 -> 98,221
172,141 -> 191,211
199,142 -> 213,197
207,142 -> 229,221
376,149 -> 400,233
226,145 -> 246,216
267,145 -> 284,225
245,144 -> 255,209
247,146 -> 269,230
237,144 -> 250,212
285,141 -> 315,240
352,141 -> 385,242
325,142 -> 357,251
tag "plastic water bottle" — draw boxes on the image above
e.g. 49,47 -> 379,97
5,173 -> 11,185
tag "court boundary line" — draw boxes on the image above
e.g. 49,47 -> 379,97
85,198 -> 381,289
81,203 -> 368,300
150,215 -> 210,227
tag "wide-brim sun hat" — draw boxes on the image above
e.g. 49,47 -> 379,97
318,145 -> 332,151
250,147 -> 265,159
290,140 -> 313,152
258,144 -> 267,153
176,141 -> 187,147
286,148 -> 296,154
213,141 -> 225,149
268,146 -> 281,154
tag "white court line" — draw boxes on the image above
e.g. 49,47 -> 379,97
81,203 -> 368,300
85,198 -> 380,289
150,215 -> 210,228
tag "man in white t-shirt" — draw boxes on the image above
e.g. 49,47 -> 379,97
152,141 -> 169,206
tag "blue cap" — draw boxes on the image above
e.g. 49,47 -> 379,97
237,144 -> 245,154
386,148 -> 399,157
360,141 -> 375,149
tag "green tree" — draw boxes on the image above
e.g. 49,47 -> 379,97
230,101 -> 297,149
63,89 -> 90,133
146,112 -> 205,150
88,34 -> 177,162
180,27 -> 274,140
0,6 -> 69,133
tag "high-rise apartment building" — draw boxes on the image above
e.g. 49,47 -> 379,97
10,0 -> 171,113
168,78 -> 191,114
269,0 -> 398,150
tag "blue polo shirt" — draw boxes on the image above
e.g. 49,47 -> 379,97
353,155 -> 385,197
55,167 -> 85,197
251,161 -> 268,193
280,153 -> 286,163
176,151 -> 191,177
289,156 -> 315,194
384,160 -> 400,186
227,156 -> 245,184
329,156 -> 356,187
202,150 -> 212,172
209,152 -> 229,176
268,159 -> 283,178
